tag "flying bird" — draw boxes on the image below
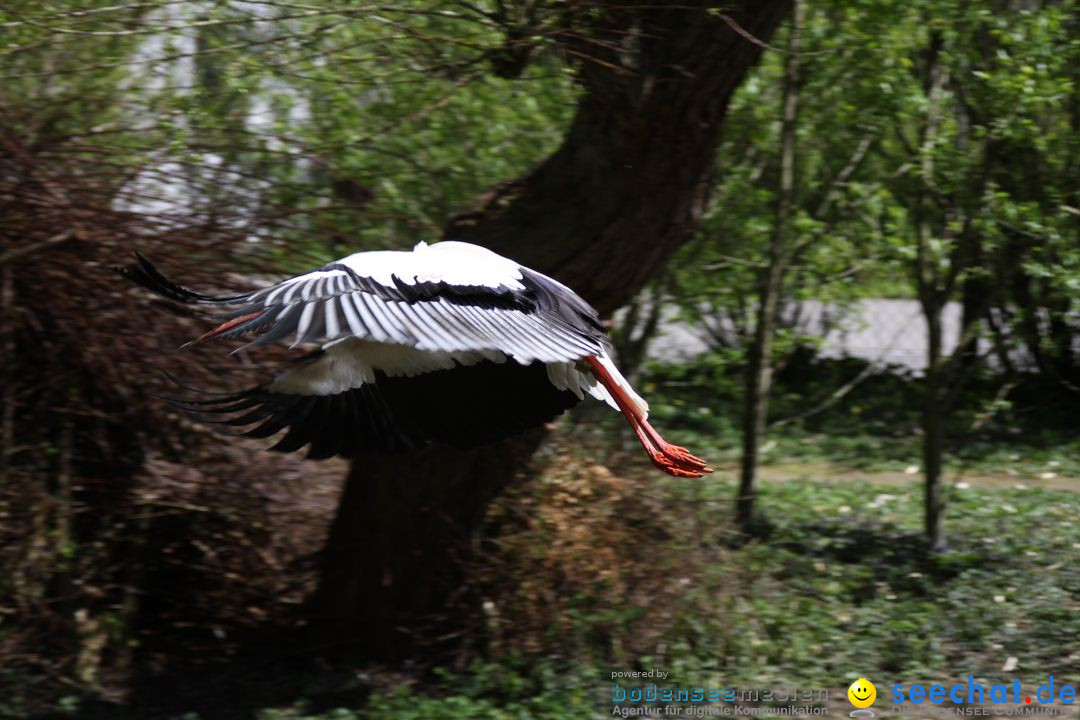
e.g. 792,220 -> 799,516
123,241 -> 712,478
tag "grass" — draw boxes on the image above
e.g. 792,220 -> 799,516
156,352 -> 1078,720
212,471 -> 1080,720
701,478 -> 1080,682
27,355 -> 1080,720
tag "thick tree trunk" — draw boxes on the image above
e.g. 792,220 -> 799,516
736,0 -> 803,535
310,434 -> 545,659
309,0 -> 792,660
447,2 -> 792,315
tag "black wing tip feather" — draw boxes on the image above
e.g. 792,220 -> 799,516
116,251 -> 199,303
118,251 -> 249,305
161,374 -> 427,458
518,268 -> 606,335
161,360 -> 582,460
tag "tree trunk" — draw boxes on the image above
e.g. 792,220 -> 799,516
922,298 -> 946,550
912,32 -> 949,551
309,0 -> 792,660
736,0 -> 803,535
310,434 -> 545,659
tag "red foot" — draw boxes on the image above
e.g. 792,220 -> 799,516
583,356 -> 714,479
631,417 -> 713,478
649,453 -> 709,478
636,416 -> 712,473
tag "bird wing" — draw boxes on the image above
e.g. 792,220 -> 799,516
168,347 -> 583,459
214,268 -> 600,363
182,244 -> 606,363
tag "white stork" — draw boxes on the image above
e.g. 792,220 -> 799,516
124,241 -> 712,478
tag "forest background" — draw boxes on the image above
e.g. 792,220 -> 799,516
1,0 -> 1078,718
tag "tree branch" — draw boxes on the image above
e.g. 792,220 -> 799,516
0,231 -> 75,269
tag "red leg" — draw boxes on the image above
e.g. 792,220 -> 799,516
583,356 -> 713,478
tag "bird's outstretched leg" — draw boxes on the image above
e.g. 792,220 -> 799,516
583,356 -> 713,478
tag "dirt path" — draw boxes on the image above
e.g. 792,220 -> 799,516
743,463 -> 1080,492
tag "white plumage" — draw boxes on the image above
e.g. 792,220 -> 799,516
123,241 -> 711,477
338,241 -> 526,289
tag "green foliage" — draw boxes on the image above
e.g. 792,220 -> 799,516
360,663 -> 592,720
724,478 -> 1079,681
180,662 -> 593,720
638,347 -> 1080,476
660,0 -> 1080,547
669,0 -> 910,352
2,0 -> 579,271
5,1 -> 1080,717
670,0 -> 1080,371
227,474 -> 1080,718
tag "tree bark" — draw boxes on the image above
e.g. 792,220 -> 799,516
922,301 -> 946,550
309,0 -> 792,661
736,0 -> 803,535
447,1 -> 792,316
913,32 -> 949,551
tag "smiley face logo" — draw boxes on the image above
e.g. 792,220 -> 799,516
848,678 -> 877,709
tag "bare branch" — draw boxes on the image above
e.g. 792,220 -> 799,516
0,231 -> 75,268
